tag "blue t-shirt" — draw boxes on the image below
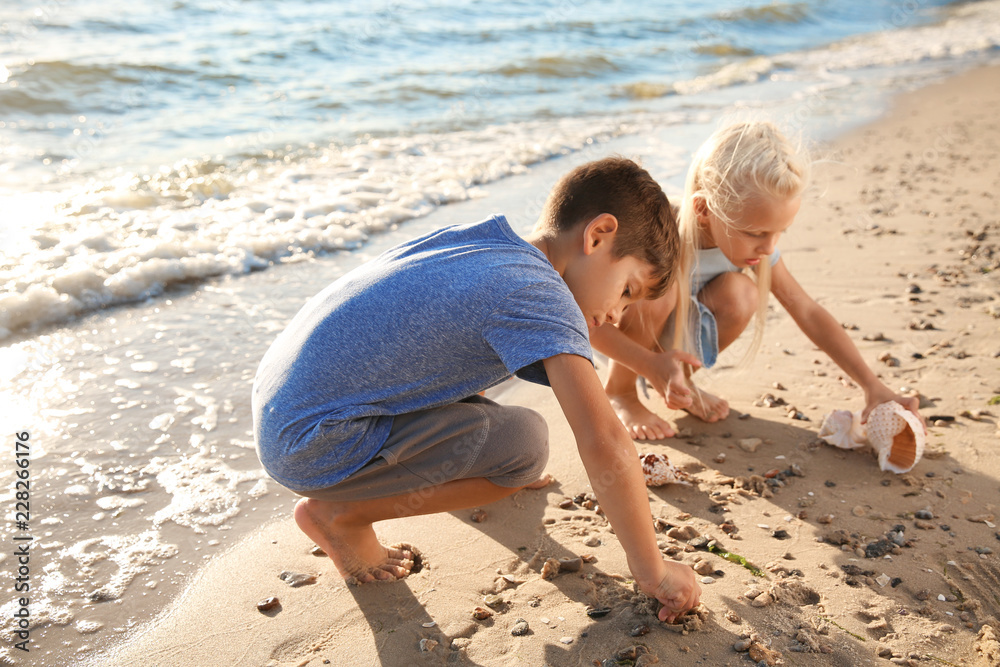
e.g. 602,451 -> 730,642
252,215 -> 592,492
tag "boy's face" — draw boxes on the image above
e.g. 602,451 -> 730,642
564,246 -> 654,330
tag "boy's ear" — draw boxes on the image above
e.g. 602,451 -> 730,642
582,213 -> 619,255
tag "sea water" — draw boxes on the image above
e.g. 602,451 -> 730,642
0,1 -> 999,664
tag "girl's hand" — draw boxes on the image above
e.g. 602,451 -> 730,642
641,560 -> 702,623
861,386 -> 925,432
647,350 -> 701,411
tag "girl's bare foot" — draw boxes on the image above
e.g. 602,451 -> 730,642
294,498 -> 421,585
683,383 -> 729,423
608,393 -> 676,440
522,473 -> 555,490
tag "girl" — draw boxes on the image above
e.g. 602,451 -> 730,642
591,121 -> 922,440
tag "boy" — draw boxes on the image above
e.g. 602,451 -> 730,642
252,157 -> 701,622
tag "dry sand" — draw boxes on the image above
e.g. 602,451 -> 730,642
99,66 -> 1000,667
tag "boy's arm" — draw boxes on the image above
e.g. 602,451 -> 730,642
542,352 -> 700,620
770,259 -> 922,423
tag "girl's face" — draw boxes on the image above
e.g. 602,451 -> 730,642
698,194 -> 800,268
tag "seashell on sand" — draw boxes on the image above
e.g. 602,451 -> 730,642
867,402 -> 925,474
818,402 -> 924,474
817,410 -> 867,450
639,453 -> 692,487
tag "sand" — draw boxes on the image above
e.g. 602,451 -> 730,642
95,66 -> 1000,667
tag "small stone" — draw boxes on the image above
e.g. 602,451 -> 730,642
541,558 -> 561,580
630,624 -> 650,637
470,509 -> 487,523
694,560 -> 715,575
733,638 -> 752,652
256,597 -> 280,612
472,606 -> 494,620
309,545 -> 326,556
817,514 -> 834,524
739,438 -> 762,453
586,607 -> 612,619
915,509 -> 934,520
667,525 -> 700,541
824,480 -> 836,488
419,638 -> 438,652
511,618 -> 530,636
559,636 -> 574,644
876,574 -> 891,587
714,453 -> 727,464
725,610 -> 741,624
483,594 -> 504,609
771,529 -> 790,540
584,535 -> 601,547
558,556 -> 583,572
749,642 -> 783,666
751,593 -> 774,608
278,571 -> 317,587
558,498 -> 575,509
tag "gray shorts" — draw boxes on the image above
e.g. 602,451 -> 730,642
296,395 -> 548,502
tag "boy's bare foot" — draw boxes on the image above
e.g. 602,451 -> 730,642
608,393 -> 676,440
683,383 -> 729,423
294,498 -> 422,585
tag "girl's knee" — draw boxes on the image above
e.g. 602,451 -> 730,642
702,272 -> 759,325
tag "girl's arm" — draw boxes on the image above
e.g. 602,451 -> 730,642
768,258 -> 922,423
590,300 -> 700,410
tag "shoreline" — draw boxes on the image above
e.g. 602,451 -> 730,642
84,65 -> 1000,667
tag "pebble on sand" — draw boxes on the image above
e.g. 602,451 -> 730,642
278,571 -> 317,587
738,438 -> 762,453
511,618 -> 530,636
256,597 -> 280,612
470,508 -> 487,523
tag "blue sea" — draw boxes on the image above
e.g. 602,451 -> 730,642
0,1 -> 999,664
2,0 -> 1000,340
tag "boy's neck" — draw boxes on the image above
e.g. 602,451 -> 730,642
526,229 -> 572,275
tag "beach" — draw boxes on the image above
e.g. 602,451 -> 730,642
85,65 -> 1000,666
2,3 -> 1000,665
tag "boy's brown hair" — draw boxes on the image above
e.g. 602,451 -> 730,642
539,156 -> 679,298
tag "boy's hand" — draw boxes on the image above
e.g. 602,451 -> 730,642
640,560 -> 701,623
646,350 -> 701,411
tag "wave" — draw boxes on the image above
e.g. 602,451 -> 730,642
709,2 -> 812,25
0,116 -> 645,341
494,54 -> 621,79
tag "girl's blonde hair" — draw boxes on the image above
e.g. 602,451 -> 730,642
673,120 -> 810,365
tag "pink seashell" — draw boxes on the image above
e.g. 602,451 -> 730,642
639,453 -> 692,487
818,409 -> 867,450
867,402 -> 925,474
